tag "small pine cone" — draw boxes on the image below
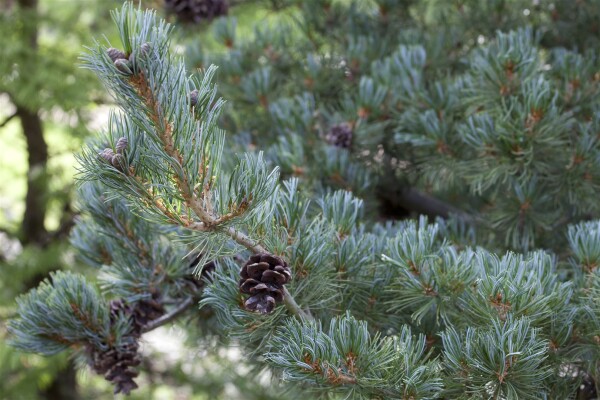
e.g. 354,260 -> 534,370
239,253 -> 291,314
189,89 -> 199,106
107,47 -> 127,62
115,137 -> 128,153
326,122 -> 353,149
114,59 -> 133,75
99,148 -> 115,164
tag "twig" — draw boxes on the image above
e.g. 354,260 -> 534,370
141,296 -> 196,333
0,111 -> 17,128
283,286 -> 313,321
224,226 -> 266,253
401,188 -> 467,219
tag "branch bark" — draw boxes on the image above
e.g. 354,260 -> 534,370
141,296 -> 196,333
398,188 -> 473,222
378,184 -> 474,223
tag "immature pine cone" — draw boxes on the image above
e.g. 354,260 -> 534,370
239,253 -> 291,314
326,122 -> 353,149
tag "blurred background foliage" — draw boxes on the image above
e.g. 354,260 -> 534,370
2,0 -> 600,399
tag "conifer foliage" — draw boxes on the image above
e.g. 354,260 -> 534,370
7,2 -> 600,398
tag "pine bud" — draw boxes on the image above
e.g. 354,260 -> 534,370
115,137 -> 128,153
99,148 -> 115,163
111,153 -> 125,170
128,51 -> 137,67
114,59 -> 133,75
140,42 -> 151,56
189,89 -> 199,106
107,47 -> 127,62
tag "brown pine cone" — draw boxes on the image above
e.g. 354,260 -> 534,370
87,340 -> 141,395
325,122 -> 353,149
131,297 -> 165,334
88,294 -> 164,394
239,253 -> 291,314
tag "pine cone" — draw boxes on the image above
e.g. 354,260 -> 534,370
131,297 -> 165,334
88,340 -> 141,395
87,295 -> 166,394
107,47 -> 127,62
239,253 -> 291,314
165,0 -> 229,24
325,122 -> 353,149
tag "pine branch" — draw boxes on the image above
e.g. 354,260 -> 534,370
141,296 -> 195,333
123,55 -> 310,321
282,286 -> 312,321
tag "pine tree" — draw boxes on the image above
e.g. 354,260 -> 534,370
8,2 -> 600,398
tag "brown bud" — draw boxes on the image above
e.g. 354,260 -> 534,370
115,137 -> 128,153
99,148 -> 115,163
111,153 -> 125,170
107,48 -> 127,63
114,59 -> 133,75
140,42 -> 151,56
190,89 -> 199,106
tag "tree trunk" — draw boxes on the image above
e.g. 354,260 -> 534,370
15,0 -> 79,398
17,105 -> 48,245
